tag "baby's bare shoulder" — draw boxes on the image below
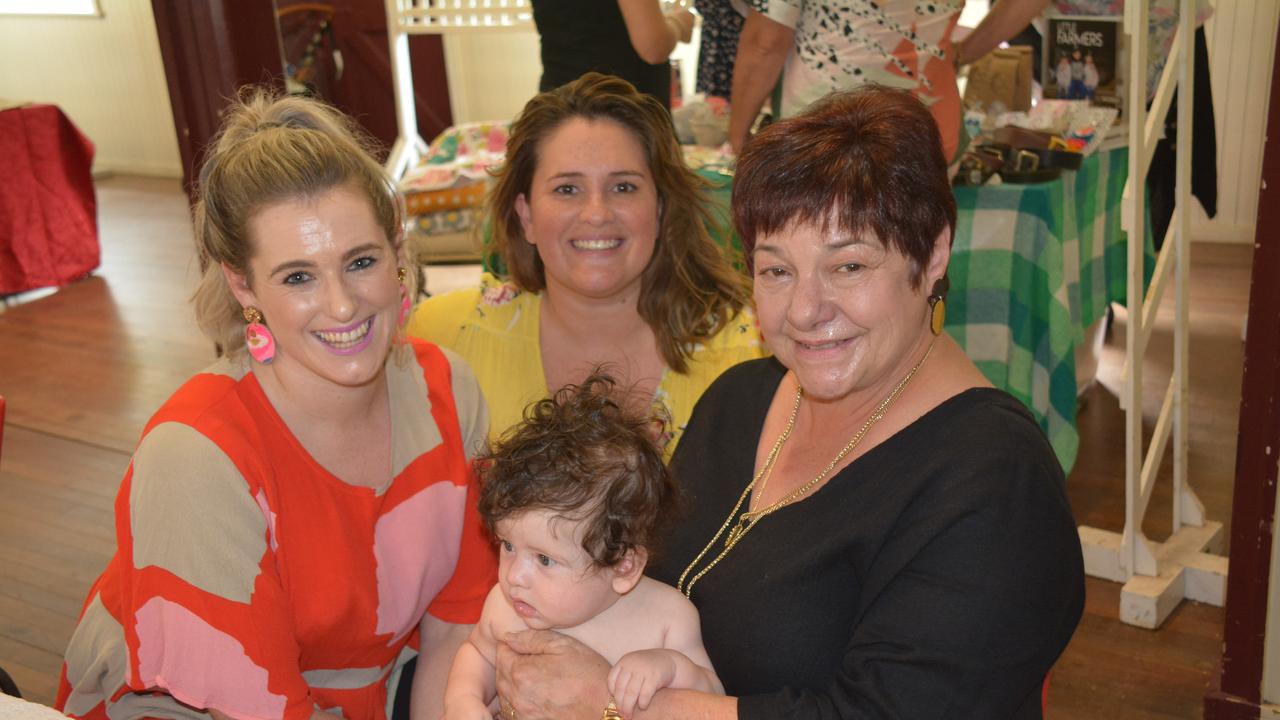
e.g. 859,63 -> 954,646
632,577 -> 699,623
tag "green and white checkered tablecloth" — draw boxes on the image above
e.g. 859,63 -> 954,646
948,146 -> 1152,473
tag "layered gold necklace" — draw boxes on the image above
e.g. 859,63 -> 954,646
676,339 -> 935,598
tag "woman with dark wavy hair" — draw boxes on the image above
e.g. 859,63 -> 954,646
408,72 -> 762,454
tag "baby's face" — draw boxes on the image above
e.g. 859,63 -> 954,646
494,509 -> 627,631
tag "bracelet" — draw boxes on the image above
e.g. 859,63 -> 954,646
602,699 -> 623,720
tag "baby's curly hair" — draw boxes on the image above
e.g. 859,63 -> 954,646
477,372 -> 679,568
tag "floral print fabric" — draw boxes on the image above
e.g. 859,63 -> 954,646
749,0 -> 965,160
695,0 -> 746,98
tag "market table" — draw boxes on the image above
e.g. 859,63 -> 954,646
948,145 -> 1149,473
0,103 -> 99,295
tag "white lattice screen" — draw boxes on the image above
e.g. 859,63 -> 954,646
389,0 -> 533,33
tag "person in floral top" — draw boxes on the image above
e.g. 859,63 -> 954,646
729,0 -> 1054,160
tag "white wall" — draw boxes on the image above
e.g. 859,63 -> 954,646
443,31 -> 543,125
1191,1 -> 1280,243
442,22 -> 702,126
0,0 -> 181,177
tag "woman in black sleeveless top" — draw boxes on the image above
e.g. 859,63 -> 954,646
532,0 -> 694,110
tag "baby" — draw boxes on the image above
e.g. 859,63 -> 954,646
442,374 -> 722,719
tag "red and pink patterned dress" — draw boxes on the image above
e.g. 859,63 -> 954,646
56,340 -> 496,720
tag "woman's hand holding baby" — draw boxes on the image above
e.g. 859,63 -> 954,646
496,630 -> 613,720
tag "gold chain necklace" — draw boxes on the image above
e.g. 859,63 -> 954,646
676,339 -> 935,598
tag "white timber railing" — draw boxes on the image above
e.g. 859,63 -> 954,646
1077,0 -> 1228,629
384,0 -> 534,180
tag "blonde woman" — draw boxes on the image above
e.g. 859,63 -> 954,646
56,89 -> 495,720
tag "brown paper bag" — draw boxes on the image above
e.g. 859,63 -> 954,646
963,46 -> 1034,112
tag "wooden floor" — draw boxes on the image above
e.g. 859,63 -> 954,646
0,176 -> 1252,718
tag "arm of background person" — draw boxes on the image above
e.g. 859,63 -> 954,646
411,616 -> 476,720
617,0 -> 696,65
728,9 -> 794,152
954,0 -> 1052,67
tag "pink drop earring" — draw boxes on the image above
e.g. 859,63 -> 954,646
243,306 -> 276,364
397,266 -> 411,324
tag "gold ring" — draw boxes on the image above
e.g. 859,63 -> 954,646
502,701 -> 517,720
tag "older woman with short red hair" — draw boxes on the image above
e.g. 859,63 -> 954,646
493,85 -> 1084,720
